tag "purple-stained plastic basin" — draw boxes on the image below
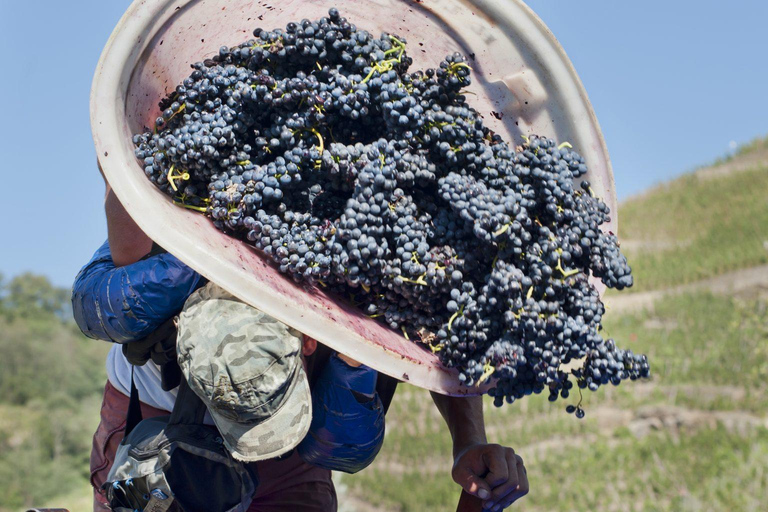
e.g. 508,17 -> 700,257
91,0 -> 616,396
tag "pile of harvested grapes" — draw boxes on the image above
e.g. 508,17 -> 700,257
134,8 -> 649,415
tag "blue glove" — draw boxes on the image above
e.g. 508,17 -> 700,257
297,353 -> 385,473
71,240 -> 205,343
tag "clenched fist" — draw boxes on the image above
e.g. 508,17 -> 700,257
452,443 -> 529,510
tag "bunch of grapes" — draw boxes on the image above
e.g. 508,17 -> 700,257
133,8 -> 649,415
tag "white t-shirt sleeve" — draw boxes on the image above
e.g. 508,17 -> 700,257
106,344 -> 213,425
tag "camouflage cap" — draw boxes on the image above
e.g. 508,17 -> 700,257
176,282 -> 311,462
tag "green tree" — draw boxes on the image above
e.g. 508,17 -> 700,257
0,273 -> 109,510
0,272 -> 70,320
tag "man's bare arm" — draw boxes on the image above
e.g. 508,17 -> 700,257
99,160 -> 153,266
431,392 -> 529,510
105,190 -> 153,266
430,392 -> 487,457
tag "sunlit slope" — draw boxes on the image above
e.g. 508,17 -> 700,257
617,136 -> 768,292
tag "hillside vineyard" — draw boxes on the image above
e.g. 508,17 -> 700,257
133,8 -> 649,415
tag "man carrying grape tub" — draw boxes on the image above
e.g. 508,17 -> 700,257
77,4 -> 645,509
71,168 -> 529,511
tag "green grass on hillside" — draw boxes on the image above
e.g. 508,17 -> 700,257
28,293 -> 767,511
348,425 -> 768,512
617,164 -> 768,292
603,293 -> 768,407
341,292 -> 768,511
529,425 -> 768,512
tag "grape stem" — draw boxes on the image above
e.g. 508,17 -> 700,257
172,200 -> 207,213
448,305 -> 464,331
556,256 -> 579,277
250,37 -> 283,51
493,221 -> 512,237
400,274 -> 427,286
154,103 -> 186,134
167,165 -> 190,192
308,127 -> 324,154
446,62 -> 471,74
359,36 -> 407,85
477,361 -> 495,385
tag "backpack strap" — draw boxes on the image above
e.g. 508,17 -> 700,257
123,364 -> 207,434
168,377 -> 208,426
124,366 -> 143,437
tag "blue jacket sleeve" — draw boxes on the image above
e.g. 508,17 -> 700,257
71,240 -> 205,343
297,354 -> 385,473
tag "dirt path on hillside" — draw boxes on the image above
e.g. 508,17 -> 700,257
618,239 -> 691,252
623,148 -> 768,204
368,401 -> 768,477
604,264 -> 768,314
341,380 -> 768,509
695,148 -> 768,181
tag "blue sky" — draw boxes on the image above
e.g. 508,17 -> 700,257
0,0 -> 766,287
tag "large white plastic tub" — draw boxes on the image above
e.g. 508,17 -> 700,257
91,0 -> 616,396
